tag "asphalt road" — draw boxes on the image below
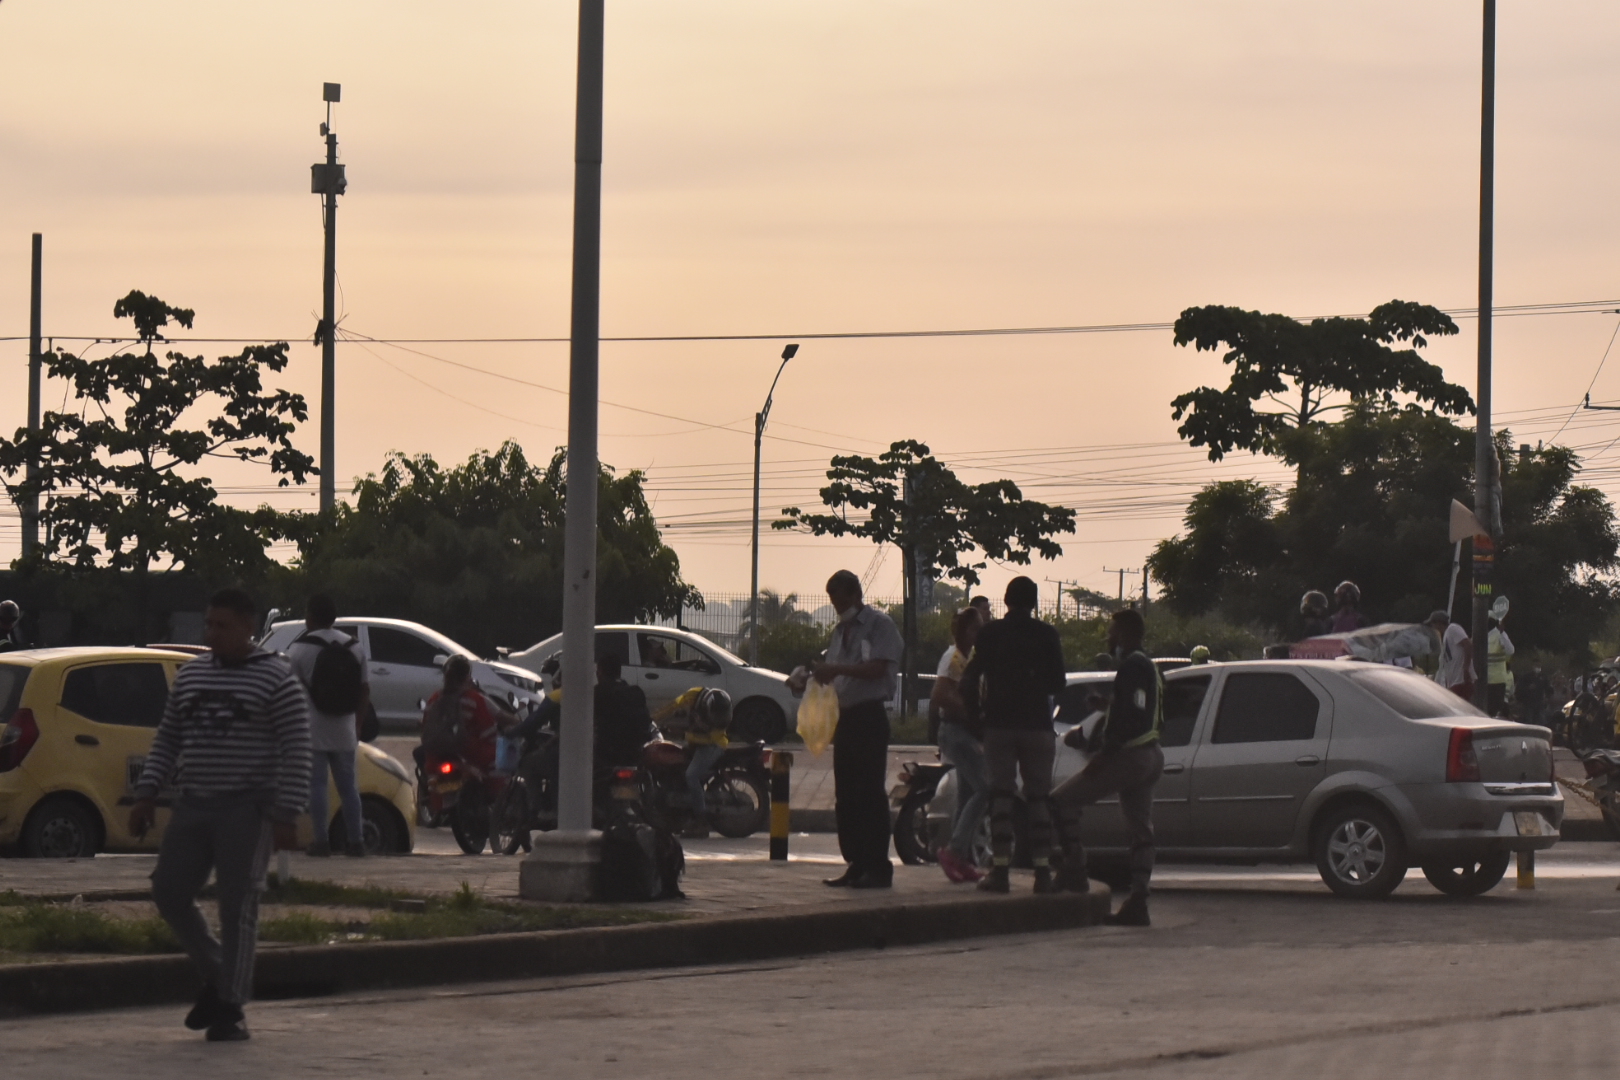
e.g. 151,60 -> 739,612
10,845 -> 1620,1078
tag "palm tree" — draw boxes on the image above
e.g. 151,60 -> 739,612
738,589 -> 813,639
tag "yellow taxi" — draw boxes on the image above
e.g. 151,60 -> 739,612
0,647 -> 416,858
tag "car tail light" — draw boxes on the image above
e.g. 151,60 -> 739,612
1446,728 -> 1481,783
612,767 -> 638,782
0,709 -> 39,773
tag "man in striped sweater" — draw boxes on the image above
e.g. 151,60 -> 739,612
129,588 -> 312,1042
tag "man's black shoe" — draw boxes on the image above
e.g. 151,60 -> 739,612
1104,893 -> 1151,927
205,1002 -> 249,1041
185,984 -> 225,1031
823,868 -> 859,887
206,1018 -> 251,1042
850,871 -> 893,889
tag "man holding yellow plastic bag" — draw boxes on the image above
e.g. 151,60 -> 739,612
789,570 -> 903,889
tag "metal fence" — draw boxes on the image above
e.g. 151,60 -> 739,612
651,590 -> 1099,655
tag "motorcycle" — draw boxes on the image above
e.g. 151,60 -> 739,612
637,733 -> 771,839
890,758 -> 952,865
420,753 -> 511,854
1574,747 -> 1620,840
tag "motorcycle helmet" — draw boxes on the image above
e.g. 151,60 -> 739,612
1300,591 -> 1328,616
1334,581 -> 1361,607
1190,645 -> 1211,665
0,599 -> 18,624
695,688 -> 732,731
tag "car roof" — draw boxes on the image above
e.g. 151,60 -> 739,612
268,617 -> 474,655
0,646 -> 197,667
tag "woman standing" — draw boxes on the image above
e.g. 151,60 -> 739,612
932,607 -> 989,883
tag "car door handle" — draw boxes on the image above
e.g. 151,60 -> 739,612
644,673 -> 659,680
1295,755 -> 1321,766
1161,763 -> 1185,774
75,735 -> 100,747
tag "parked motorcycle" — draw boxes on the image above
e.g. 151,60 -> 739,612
890,759 -> 952,865
1574,747 -> 1620,840
637,734 -> 771,839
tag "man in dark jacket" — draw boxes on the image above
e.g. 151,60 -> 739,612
961,577 -> 1066,893
593,653 -> 654,768
1053,607 -> 1164,925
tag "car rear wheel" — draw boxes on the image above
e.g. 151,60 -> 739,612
1313,803 -> 1408,899
1421,851 -> 1511,896
23,797 -> 101,859
731,698 -> 787,744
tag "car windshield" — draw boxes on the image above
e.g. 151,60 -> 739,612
1342,666 -> 1485,719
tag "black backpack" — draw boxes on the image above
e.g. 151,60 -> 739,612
295,632 -> 365,715
599,821 -> 685,901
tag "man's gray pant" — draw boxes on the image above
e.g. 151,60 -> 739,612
983,728 -> 1055,868
151,795 -> 275,1006
1053,744 -> 1164,896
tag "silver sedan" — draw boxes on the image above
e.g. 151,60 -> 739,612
928,659 -> 1562,898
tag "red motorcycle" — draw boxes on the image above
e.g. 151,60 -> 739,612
636,734 -> 771,839
422,754 -> 510,855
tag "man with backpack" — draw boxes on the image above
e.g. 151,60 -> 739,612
285,595 -> 370,857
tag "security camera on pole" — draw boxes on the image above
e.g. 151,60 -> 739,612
311,82 -> 347,515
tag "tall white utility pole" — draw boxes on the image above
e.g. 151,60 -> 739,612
522,0 -> 606,902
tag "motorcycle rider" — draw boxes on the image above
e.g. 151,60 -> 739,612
1299,591 -> 1331,639
593,652 -> 656,769
656,687 -> 733,838
0,600 -> 27,651
420,656 -> 506,774
1329,581 -> 1366,633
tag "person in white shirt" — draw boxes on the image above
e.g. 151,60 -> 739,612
285,595 -> 371,857
1427,610 -> 1473,699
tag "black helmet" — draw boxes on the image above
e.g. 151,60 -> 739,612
1300,590 -> 1328,616
695,688 -> 732,729
1334,581 -> 1361,606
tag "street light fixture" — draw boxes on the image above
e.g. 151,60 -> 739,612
750,343 -> 799,666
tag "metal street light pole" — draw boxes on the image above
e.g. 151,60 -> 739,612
521,0 -> 605,902
311,82 -> 346,515
1472,0 -> 1496,709
749,343 -> 798,667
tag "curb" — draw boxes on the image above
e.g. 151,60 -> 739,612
0,884 -> 1109,1016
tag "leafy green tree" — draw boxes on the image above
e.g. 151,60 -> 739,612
756,620 -> 830,676
1170,301 -> 1474,462
298,441 -> 699,657
777,439 -> 1076,707
1148,405 -> 1620,660
0,290 -> 314,582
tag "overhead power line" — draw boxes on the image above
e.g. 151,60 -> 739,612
4,296 -> 1617,347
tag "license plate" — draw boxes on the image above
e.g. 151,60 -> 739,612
430,779 -> 463,795
611,784 -> 638,801
1514,811 -> 1551,836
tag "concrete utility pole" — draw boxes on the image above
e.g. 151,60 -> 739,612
23,233 -> 41,556
311,83 -> 347,514
1472,0 -> 1496,708
523,0 -> 605,902
749,343 -> 797,667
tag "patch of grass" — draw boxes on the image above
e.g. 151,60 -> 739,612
0,904 -> 179,955
259,911 -> 348,945
258,877 -> 417,909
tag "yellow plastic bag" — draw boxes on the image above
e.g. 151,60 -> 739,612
797,680 -> 840,756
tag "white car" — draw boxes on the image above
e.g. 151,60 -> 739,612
507,625 -> 800,743
260,617 -> 545,732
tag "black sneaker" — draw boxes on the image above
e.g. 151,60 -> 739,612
1032,867 -> 1055,894
823,868 -> 859,887
1104,893 -> 1151,927
205,1003 -> 249,1041
850,870 -> 893,889
977,866 -> 1010,894
184,984 -> 224,1031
